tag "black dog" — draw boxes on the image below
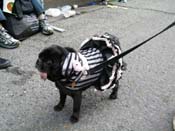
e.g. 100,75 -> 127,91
35,33 -> 126,123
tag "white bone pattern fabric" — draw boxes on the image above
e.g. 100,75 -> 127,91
60,33 -> 124,91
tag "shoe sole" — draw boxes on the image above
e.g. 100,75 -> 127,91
0,43 -> 19,49
0,63 -> 11,69
41,30 -> 54,35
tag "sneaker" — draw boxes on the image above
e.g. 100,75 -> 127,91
119,0 -> 127,2
0,27 -> 20,49
0,57 -> 11,69
39,19 -> 54,35
101,0 -> 108,5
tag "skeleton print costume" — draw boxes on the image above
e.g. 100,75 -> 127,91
60,33 -> 124,91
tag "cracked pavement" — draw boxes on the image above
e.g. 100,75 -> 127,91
0,0 -> 175,131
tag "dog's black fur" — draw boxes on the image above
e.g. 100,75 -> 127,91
36,45 -> 121,123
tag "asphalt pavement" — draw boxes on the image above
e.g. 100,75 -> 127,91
0,0 -> 175,131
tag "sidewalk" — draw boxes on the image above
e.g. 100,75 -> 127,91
0,1 -> 175,131
44,0 -> 100,8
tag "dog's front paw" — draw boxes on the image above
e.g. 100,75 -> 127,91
54,104 -> 64,111
70,115 -> 79,123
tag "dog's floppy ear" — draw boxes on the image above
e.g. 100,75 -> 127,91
64,47 -> 76,52
48,45 -> 69,64
51,45 -> 69,56
39,45 -> 69,63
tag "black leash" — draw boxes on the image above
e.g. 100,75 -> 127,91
88,21 -> 175,74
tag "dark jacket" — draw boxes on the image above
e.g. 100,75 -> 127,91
0,1 -> 2,9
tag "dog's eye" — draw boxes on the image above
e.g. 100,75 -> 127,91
46,60 -> 52,65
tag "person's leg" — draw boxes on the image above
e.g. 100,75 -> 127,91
0,9 -> 6,21
0,12 -> 12,69
31,0 -> 53,35
31,0 -> 44,16
0,9 -> 20,49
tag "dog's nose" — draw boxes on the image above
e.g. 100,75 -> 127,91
40,72 -> 47,80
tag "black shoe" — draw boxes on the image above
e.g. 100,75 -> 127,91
0,27 -> 20,49
39,19 -> 54,35
0,57 -> 11,69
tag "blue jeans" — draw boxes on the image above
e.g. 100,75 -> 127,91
0,0 -> 44,22
31,0 -> 44,16
0,9 -> 6,21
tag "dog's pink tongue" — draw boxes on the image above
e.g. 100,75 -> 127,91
40,72 -> 47,80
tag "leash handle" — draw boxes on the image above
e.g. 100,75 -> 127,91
89,21 -> 175,74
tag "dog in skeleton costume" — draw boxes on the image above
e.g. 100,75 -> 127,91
36,33 -> 126,123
